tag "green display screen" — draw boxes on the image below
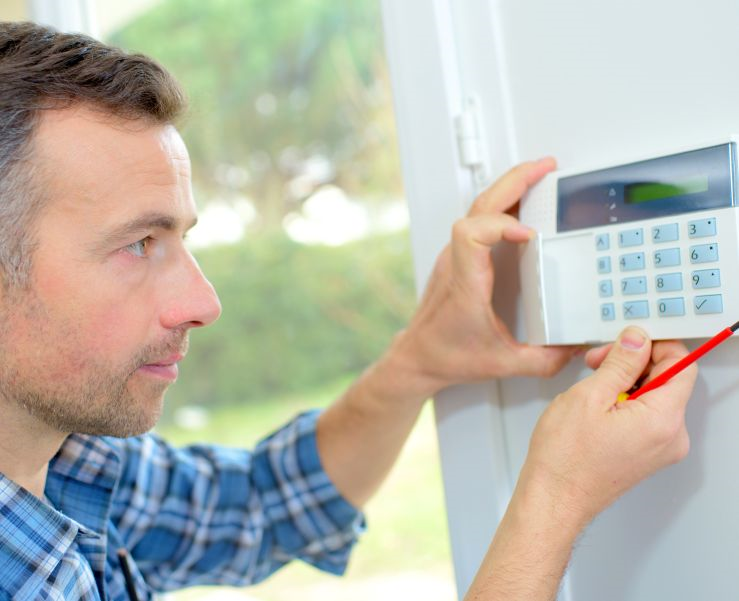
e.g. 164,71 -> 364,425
625,176 -> 709,204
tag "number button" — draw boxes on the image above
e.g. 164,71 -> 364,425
655,272 -> 682,293
599,280 -> 613,298
601,303 -> 616,321
595,233 -> 610,251
619,228 -> 643,248
688,218 -> 717,238
623,300 -> 649,319
694,294 -> 723,315
621,277 -> 647,295
691,269 -> 721,289
690,243 -> 719,264
653,248 -> 680,268
619,252 -> 645,271
658,298 -> 685,317
652,223 -> 679,243
597,256 -> 612,274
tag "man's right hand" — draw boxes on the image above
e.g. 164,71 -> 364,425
521,326 -> 696,529
464,327 -> 697,601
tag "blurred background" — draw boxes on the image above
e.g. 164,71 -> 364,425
1,1 -> 456,599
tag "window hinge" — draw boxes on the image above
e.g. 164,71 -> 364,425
454,95 -> 489,187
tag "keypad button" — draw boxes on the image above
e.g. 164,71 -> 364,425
598,280 -> 613,298
623,300 -> 649,319
688,218 -> 717,238
597,256 -> 612,274
619,252 -> 645,271
694,294 -> 723,315
653,248 -> 680,268
655,272 -> 683,293
690,243 -> 719,264
600,303 -> 616,321
618,228 -> 644,248
657,297 -> 685,317
691,269 -> 721,289
621,276 -> 647,295
652,223 -> 679,243
595,233 -> 610,251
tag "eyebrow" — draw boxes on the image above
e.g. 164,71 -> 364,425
93,211 -> 198,251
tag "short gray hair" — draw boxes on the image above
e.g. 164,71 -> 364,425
0,21 -> 187,287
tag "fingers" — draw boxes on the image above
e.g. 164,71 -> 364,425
649,338 -> 691,369
508,344 -> 579,378
450,212 -> 533,288
584,343 -> 612,370
640,340 -> 697,412
589,327 -> 653,407
468,157 -> 557,218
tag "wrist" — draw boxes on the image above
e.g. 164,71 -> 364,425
370,329 -> 447,406
510,461 -> 594,541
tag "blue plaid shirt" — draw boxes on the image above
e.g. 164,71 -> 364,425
0,411 -> 364,600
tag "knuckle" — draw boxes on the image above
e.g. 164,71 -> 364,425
651,413 -> 685,448
451,219 -> 471,242
602,355 -> 635,385
670,431 -> 691,464
541,358 -> 563,378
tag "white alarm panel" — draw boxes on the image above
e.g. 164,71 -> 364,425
520,138 -> 739,345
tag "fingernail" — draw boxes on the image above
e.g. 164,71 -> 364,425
619,328 -> 646,350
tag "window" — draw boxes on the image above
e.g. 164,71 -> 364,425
92,1 -> 454,599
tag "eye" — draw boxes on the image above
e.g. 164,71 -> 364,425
125,237 -> 152,258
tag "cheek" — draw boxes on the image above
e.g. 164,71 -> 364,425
39,269 -> 156,352
26,254 -> 162,368
82,304 -> 149,355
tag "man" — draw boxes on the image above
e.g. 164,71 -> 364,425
0,22 -> 696,601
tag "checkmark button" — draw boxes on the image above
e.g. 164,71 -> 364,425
694,294 -> 723,315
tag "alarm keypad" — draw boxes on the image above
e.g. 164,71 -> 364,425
596,216 -> 723,322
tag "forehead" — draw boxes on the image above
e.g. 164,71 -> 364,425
33,106 -> 195,231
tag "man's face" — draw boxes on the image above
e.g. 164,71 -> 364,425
0,107 -> 221,437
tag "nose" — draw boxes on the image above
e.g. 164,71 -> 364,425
161,251 -> 222,330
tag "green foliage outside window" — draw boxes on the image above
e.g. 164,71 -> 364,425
110,0 -> 402,230
165,231 -> 415,413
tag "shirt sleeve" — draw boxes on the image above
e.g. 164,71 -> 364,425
108,410 -> 365,591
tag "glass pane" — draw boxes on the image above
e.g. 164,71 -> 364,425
94,1 -> 454,599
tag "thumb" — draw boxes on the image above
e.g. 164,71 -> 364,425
590,327 -> 652,406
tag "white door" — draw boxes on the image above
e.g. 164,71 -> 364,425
384,1 -> 739,599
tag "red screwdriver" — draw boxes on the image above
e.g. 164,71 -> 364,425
622,319 -> 739,401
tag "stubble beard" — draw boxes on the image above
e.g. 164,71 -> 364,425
0,290 -> 187,438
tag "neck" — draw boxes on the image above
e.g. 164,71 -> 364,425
0,398 -> 67,499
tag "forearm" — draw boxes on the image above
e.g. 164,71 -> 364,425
316,331 -> 436,508
464,469 -> 586,601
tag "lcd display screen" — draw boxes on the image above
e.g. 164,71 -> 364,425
624,176 -> 709,204
556,144 -> 735,232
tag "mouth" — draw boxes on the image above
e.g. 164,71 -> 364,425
137,353 -> 184,382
